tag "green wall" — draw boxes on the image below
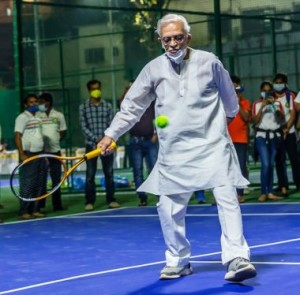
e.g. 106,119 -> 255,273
0,89 -> 20,149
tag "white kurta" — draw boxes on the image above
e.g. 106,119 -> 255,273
105,48 -> 249,195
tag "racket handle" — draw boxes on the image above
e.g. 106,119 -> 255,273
85,142 -> 117,160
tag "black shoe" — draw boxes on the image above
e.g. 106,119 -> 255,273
138,201 -> 147,207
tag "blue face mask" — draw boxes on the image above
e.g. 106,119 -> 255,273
273,83 -> 285,92
235,85 -> 244,93
27,105 -> 39,113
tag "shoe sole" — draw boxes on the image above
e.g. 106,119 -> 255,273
85,206 -> 94,211
160,268 -> 192,280
225,265 -> 257,282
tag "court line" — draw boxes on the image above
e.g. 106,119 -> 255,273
1,237 -> 300,294
2,203 -> 300,226
0,207 -> 128,225
65,212 -> 300,218
191,260 -> 300,265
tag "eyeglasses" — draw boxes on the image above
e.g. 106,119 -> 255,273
161,34 -> 186,45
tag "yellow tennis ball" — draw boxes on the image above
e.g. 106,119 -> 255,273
155,115 -> 169,128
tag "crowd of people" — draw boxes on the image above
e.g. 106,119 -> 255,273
186,71 -> 300,205
13,93 -> 67,220
1,41 -> 300,221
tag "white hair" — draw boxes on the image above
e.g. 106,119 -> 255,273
156,14 -> 191,37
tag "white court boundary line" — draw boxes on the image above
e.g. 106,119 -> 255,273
191,260 -> 300,265
65,212 -> 300,218
2,202 -> 300,225
1,237 -> 300,294
0,207 -> 128,225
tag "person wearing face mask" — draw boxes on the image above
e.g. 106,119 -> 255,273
252,81 -> 285,202
96,14 -> 256,282
119,81 -> 158,207
294,87 -> 300,160
79,79 -> 120,210
14,94 -> 45,220
273,73 -> 300,197
36,92 -> 67,211
227,75 -> 251,203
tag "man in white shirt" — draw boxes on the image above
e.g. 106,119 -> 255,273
14,94 -> 45,220
36,92 -> 67,211
273,73 -> 300,196
97,14 -> 256,282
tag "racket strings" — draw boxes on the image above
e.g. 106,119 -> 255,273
12,157 -> 66,201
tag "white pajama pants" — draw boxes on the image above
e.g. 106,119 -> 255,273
156,186 -> 250,267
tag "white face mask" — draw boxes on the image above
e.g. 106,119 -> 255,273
273,83 -> 285,92
165,47 -> 187,64
38,104 -> 47,112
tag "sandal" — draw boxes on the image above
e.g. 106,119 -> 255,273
258,195 -> 267,202
268,193 -> 283,200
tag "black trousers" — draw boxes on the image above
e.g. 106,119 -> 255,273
85,144 -> 115,204
19,151 -> 44,215
275,132 -> 300,189
39,151 -> 63,210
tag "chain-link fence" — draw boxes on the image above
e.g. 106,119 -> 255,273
1,0 -> 300,150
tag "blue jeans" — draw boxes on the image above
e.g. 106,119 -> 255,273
195,190 -> 205,201
129,136 -> 158,202
255,136 -> 279,195
85,144 -> 115,204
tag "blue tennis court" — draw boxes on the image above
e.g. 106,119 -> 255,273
1,203 -> 300,294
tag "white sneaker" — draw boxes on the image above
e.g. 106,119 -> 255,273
85,204 -> 94,211
160,263 -> 192,280
225,257 -> 256,282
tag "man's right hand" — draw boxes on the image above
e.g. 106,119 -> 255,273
97,135 -> 115,155
19,153 -> 28,162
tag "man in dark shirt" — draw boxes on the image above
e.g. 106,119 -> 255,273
79,79 -> 120,210
120,83 -> 158,206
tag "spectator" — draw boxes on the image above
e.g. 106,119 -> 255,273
14,94 -> 45,220
252,81 -> 284,202
273,73 -> 300,196
79,79 -> 120,210
195,190 -> 206,204
36,92 -> 67,211
228,75 -> 251,203
120,82 -> 158,206
97,14 -> 256,282
0,124 -> 3,220
293,89 -> 300,163
0,125 -> 4,223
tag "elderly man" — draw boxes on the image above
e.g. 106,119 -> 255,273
97,14 -> 256,282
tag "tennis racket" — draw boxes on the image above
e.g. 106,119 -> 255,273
10,142 -> 116,202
